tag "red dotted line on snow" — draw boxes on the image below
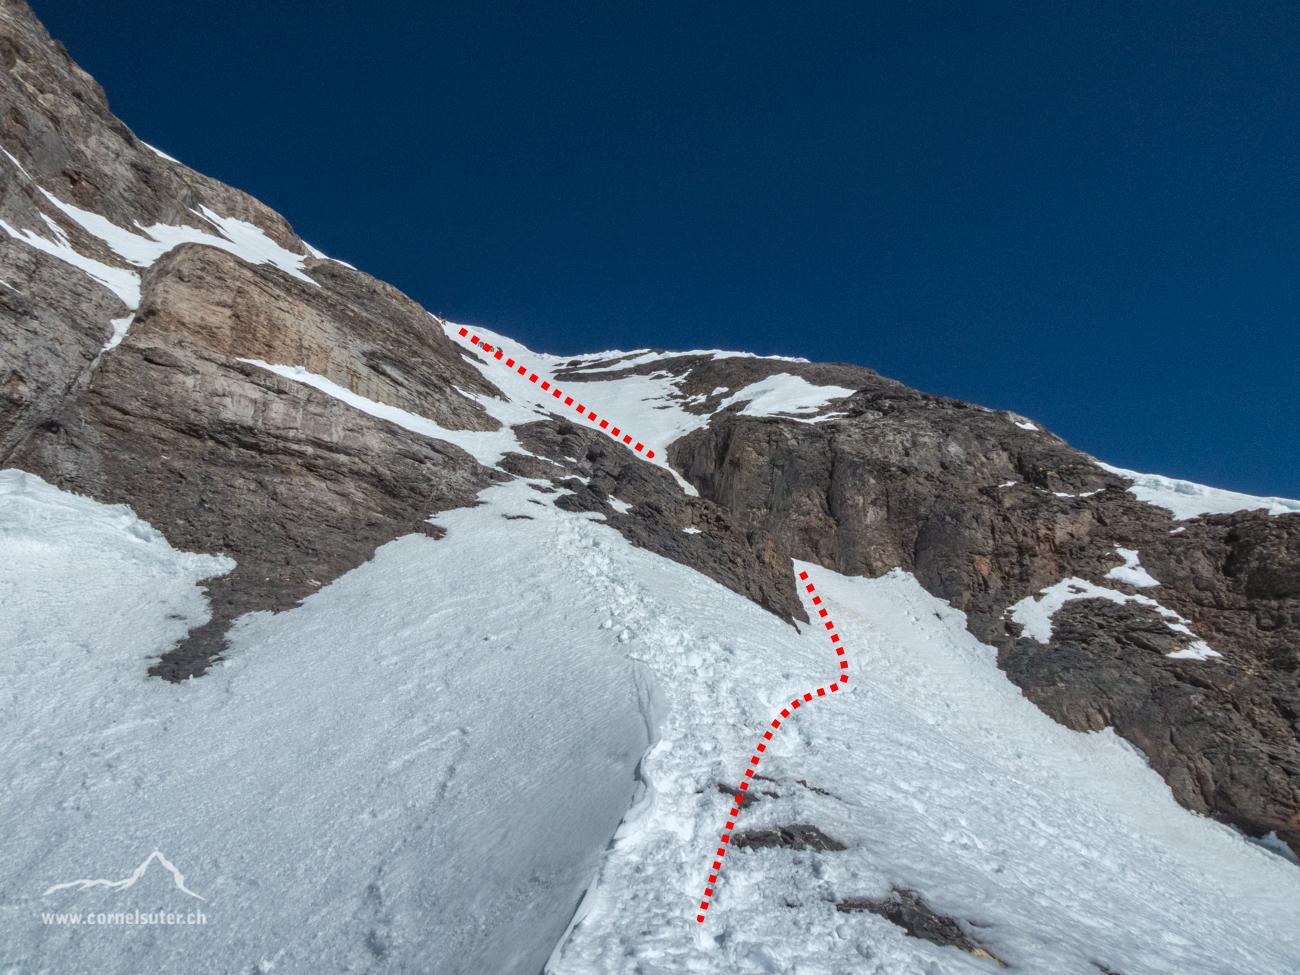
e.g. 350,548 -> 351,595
453,327 -> 657,459
695,569 -> 849,923
447,323 -> 846,925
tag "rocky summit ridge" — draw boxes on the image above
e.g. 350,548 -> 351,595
2,0 -> 1296,875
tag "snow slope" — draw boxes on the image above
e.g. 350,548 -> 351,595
1,472 -> 654,974
549,564 -> 1299,973
6,309 -> 1300,973
5,429 -> 1299,972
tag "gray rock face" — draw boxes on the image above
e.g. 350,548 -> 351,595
1,0 -> 1295,869
1,0 -> 505,677
500,417 -> 806,623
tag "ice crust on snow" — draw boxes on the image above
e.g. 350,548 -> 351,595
1099,462 -> 1300,520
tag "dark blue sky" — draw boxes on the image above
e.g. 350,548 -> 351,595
31,1 -> 1300,497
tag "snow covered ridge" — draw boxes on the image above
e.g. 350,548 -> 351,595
553,347 -> 813,369
1099,462 -> 1300,520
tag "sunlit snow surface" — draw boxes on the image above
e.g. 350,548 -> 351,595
1006,576 -> 1220,661
1106,547 -> 1160,588
550,566 -> 1297,973
0,471 -> 653,974
1007,548 -> 1221,661
1099,462 -> 1300,520
4,452 -> 1298,972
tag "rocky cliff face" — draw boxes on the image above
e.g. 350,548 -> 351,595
0,0 -> 509,678
2,0 -> 1296,867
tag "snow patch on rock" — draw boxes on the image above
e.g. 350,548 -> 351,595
717,373 -> 856,421
1,188 -> 319,319
1099,462 -> 1300,520
1105,548 -> 1160,587
238,359 -> 526,466
1007,575 -> 1220,660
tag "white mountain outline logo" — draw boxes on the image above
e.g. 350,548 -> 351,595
43,850 -> 206,901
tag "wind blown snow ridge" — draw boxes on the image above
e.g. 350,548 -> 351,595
694,568 -> 849,922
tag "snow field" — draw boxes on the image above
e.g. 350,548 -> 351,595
0,473 -> 656,975
272,320 -> 1299,971
4,421 -> 1299,973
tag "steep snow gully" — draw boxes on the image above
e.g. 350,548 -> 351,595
693,569 -> 849,924
445,326 -> 1300,973
444,326 -> 854,925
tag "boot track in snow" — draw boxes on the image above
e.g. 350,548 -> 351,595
449,326 -> 851,924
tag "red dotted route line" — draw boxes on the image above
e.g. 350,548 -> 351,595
696,570 -> 849,923
445,323 -> 847,926
451,326 -> 657,459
